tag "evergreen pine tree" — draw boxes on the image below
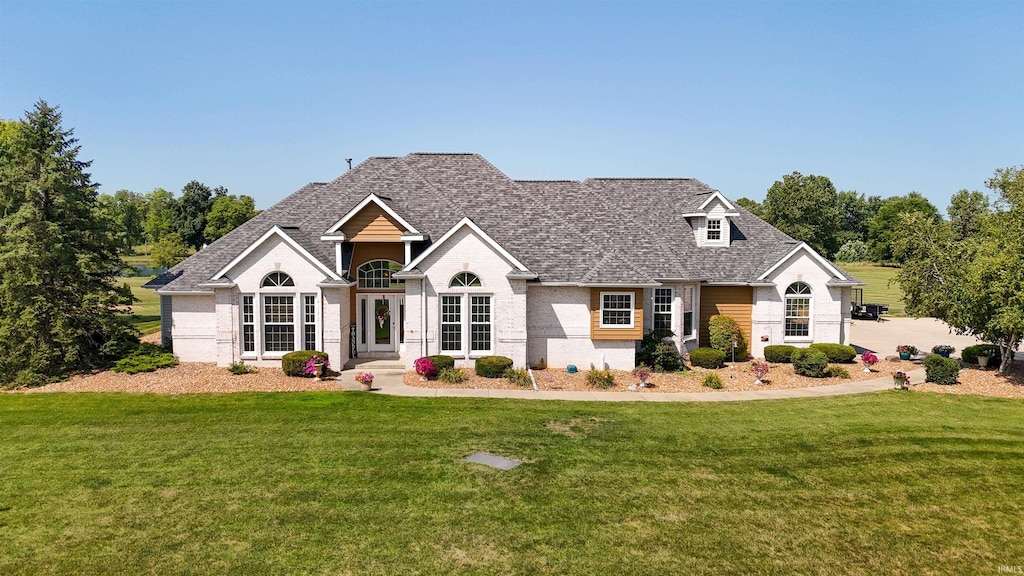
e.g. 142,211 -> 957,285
0,101 -> 135,385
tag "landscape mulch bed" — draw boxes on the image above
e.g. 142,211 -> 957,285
911,360 -> 1024,399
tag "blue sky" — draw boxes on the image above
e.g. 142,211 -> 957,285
2,0 -> 1021,210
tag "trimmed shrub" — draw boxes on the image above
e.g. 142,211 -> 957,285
651,342 -> 684,372
825,365 -> 851,379
282,350 -> 328,377
228,361 -> 257,375
764,345 -> 798,363
961,344 -> 1001,365
709,315 -> 748,358
505,367 -> 532,388
112,343 -> 179,374
703,373 -> 724,389
690,347 -> 726,369
425,355 -> 455,372
809,343 -> 858,363
792,348 -> 828,378
585,368 -> 615,389
924,354 -> 960,385
438,367 -> 467,383
637,330 -> 674,367
476,356 -> 513,378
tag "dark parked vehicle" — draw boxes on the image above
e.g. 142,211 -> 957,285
851,288 -> 889,321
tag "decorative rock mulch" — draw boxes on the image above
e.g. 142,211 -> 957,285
910,361 -> 1024,399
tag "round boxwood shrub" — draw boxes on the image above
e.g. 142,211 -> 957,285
689,347 -> 726,369
808,343 -> 858,363
924,353 -> 960,385
764,345 -> 798,363
424,355 -> 455,372
709,315 -> 747,358
475,355 -> 513,378
791,348 -> 828,378
961,344 -> 1001,365
282,350 -> 329,377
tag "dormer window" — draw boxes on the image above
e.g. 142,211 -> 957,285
707,219 -> 722,241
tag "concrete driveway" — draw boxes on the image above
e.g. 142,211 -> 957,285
851,317 -> 986,359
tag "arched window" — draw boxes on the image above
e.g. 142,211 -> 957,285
262,272 -> 294,287
357,260 -> 404,289
449,272 -> 482,288
784,282 -> 812,338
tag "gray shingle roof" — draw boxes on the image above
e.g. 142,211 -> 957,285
149,153 -> 856,292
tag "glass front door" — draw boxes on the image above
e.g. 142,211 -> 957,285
360,294 -> 403,353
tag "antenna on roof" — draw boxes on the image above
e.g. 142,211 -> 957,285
345,158 -> 353,171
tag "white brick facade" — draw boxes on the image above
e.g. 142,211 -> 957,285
750,248 -> 852,359
404,226 -> 527,370
525,286 -> 636,370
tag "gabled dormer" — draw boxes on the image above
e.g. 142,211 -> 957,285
684,190 -> 740,247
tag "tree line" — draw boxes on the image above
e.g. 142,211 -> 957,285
737,173 -> 992,264
99,179 -> 258,269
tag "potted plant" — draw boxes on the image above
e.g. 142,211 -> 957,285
893,370 -> 910,390
304,355 -> 330,381
631,363 -> 652,389
750,360 -> 770,385
861,352 -> 879,373
355,371 -> 374,391
896,345 -> 917,361
414,357 -> 436,380
931,344 -> 955,358
977,353 -> 991,368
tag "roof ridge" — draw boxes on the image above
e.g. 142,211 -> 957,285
515,179 -> 581,183
584,177 -> 697,181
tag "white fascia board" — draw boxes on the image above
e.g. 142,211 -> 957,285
697,191 -> 736,212
506,270 -> 539,280
316,280 -> 356,288
155,289 -> 214,296
197,282 -> 236,289
402,217 -> 530,272
757,243 -> 848,282
319,234 -> 347,241
401,233 -> 428,241
701,282 -> 752,286
211,226 -> 341,281
531,281 -> 579,286
680,211 -> 739,218
324,193 -> 419,235
577,282 -> 661,288
392,269 -> 425,279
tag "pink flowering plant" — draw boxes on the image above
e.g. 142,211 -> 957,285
632,363 -> 652,384
354,371 -> 374,384
414,357 -> 437,379
861,352 -> 879,370
750,360 -> 770,382
304,355 -> 329,375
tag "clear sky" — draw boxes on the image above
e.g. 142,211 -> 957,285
2,0 -> 1021,210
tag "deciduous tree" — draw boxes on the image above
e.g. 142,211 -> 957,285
204,193 -> 257,242
868,192 -> 941,263
172,180 -> 213,249
947,189 -> 990,241
150,232 -> 190,268
143,187 -> 176,245
762,172 -> 841,258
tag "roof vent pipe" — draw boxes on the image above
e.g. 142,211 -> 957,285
345,158 -> 353,170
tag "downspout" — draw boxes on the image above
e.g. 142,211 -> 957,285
421,278 -> 427,359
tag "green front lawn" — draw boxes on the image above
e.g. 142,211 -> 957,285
841,262 -> 907,316
121,275 -> 161,335
1,392 -> 1021,574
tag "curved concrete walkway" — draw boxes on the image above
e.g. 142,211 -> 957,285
335,368 -> 925,402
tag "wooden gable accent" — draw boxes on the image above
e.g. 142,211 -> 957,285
590,288 -> 644,341
341,203 -> 405,242
698,286 -> 753,347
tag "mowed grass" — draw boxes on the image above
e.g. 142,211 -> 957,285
841,262 -> 906,316
121,275 -> 160,335
1,392 -> 1022,574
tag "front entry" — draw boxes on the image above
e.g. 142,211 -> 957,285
356,293 -> 405,354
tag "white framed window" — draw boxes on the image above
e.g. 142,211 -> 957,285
439,293 -> 493,355
262,272 -> 294,287
263,294 -> 295,353
653,288 -> 673,332
440,295 -> 463,353
600,292 -> 634,328
241,294 -> 255,353
706,219 -> 722,241
450,272 -> 482,287
303,294 -> 317,351
682,286 -> 694,338
785,282 -> 812,339
357,259 -> 404,289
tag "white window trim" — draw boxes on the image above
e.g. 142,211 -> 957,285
653,287 -> 673,333
681,286 -> 696,341
706,218 -> 723,242
301,293 -> 320,352
438,292 -> 494,357
241,277 -> 322,359
600,291 -> 635,329
240,293 -> 257,358
784,284 -> 813,342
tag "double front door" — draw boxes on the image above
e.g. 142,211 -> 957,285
356,293 -> 405,353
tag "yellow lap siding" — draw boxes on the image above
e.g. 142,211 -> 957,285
698,286 -> 753,347
590,288 -> 643,340
342,203 -> 405,242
